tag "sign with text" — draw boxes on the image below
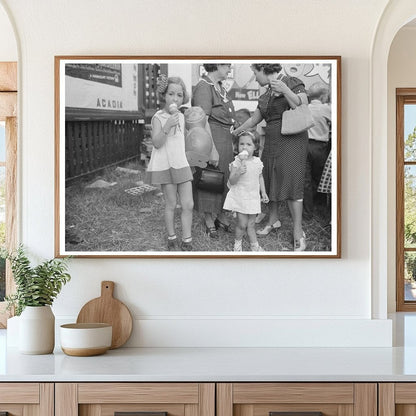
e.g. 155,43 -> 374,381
65,63 -> 138,113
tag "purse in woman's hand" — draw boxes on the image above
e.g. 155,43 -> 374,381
281,103 -> 315,135
194,165 -> 225,194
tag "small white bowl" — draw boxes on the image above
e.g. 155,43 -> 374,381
60,323 -> 112,356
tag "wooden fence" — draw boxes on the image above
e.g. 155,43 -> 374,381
65,119 -> 143,182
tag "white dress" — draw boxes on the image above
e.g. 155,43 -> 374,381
145,110 -> 192,185
223,156 -> 263,215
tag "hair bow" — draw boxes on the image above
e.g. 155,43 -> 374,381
156,74 -> 168,93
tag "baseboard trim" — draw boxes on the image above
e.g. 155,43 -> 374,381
123,318 -> 392,347
53,317 -> 392,348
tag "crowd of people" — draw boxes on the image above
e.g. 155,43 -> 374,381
145,63 -> 332,252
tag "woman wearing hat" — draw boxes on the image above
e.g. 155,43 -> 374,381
233,63 -> 308,251
192,63 -> 236,238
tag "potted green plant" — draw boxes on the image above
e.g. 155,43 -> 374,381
4,245 -> 71,354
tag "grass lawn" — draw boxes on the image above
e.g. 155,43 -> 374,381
65,160 -> 332,253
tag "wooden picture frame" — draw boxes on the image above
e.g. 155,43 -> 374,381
55,56 -> 341,258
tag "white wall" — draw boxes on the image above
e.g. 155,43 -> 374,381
0,2 -> 16,61
387,26 -> 416,312
0,0 -> 394,347
0,1 -> 18,259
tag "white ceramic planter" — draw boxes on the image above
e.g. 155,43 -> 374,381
19,305 -> 55,354
6,315 -> 20,347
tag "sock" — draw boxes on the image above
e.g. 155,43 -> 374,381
234,239 -> 242,251
250,241 -> 264,252
182,236 -> 192,243
168,235 -> 177,241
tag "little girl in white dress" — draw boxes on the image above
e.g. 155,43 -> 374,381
223,132 -> 269,251
145,76 -> 193,251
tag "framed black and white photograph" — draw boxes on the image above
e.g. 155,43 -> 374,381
55,56 -> 341,258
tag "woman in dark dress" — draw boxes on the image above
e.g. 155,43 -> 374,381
233,63 -> 308,251
192,64 -> 236,238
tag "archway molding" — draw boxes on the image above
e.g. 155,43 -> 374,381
371,0 -> 416,318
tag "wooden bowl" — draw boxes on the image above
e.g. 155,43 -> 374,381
60,323 -> 112,356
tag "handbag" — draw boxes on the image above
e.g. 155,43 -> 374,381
194,165 -> 224,194
281,96 -> 315,135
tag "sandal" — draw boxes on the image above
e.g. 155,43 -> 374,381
167,236 -> 178,251
214,218 -> 232,233
181,240 -> 193,251
205,225 -> 219,239
256,220 -> 281,236
294,232 -> 306,251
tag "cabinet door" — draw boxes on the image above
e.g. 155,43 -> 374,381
0,383 -> 53,415
217,383 -> 377,416
379,383 -> 416,416
55,383 -> 215,416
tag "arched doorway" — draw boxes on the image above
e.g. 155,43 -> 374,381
387,15 -> 416,312
371,0 -> 416,318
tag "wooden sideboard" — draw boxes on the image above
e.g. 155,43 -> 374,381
55,382 -> 214,416
0,383 -> 53,415
2,381 -> 416,415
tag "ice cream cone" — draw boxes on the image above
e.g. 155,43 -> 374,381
169,103 -> 180,134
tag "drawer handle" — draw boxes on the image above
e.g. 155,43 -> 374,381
115,412 -> 168,416
270,413 -> 323,416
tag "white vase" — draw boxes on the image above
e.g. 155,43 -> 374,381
6,315 -> 20,347
19,305 -> 55,354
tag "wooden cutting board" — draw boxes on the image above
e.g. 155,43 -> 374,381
76,281 -> 133,349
